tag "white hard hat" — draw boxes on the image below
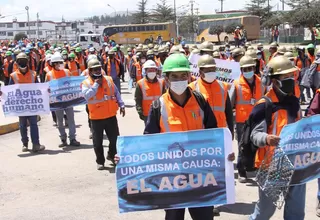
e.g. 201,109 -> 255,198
143,60 -> 157,69
46,54 -> 52,62
89,47 -> 95,52
87,54 -> 98,64
2,46 -> 7,50
50,52 -> 64,63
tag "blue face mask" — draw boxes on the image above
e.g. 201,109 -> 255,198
225,51 -> 231,58
257,54 -> 262,60
243,71 -> 254,79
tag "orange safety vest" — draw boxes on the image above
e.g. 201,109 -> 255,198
106,58 -> 120,77
43,65 -> 53,74
254,88 -> 301,168
159,89 -> 204,132
13,62 -> 19,72
294,57 -> 311,69
293,69 -> 300,98
67,61 -> 80,76
259,59 -> 265,72
234,29 -> 240,39
3,58 -> 12,77
234,75 -> 264,123
137,78 -> 164,116
82,76 -> 119,120
46,69 -> 70,81
308,53 -> 315,63
76,55 -> 86,72
82,68 -> 106,76
189,78 -> 228,128
10,69 -> 36,84
134,62 -> 142,81
317,89 -> 320,94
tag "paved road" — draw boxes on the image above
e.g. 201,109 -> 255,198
0,81 -> 318,220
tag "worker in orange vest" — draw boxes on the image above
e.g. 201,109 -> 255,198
4,53 -> 45,152
189,55 -> 234,134
75,47 -> 86,72
234,26 -> 241,48
284,52 -> 301,98
249,56 -> 305,220
104,49 -> 123,92
257,43 -> 266,62
230,55 -> 265,183
230,48 -> 244,62
115,53 -> 235,219
268,42 -> 279,61
82,59 -> 125,169
81,55 -> 106,77
131,52 -> 144,85
307,43 -> 316,63
256,50 -> 266,74
135,60 -> 165,125
3,51 -> 13,85
65,53 -> 81,76
25,49 -> 37,71
46,53 -> 81,148
219,45 -> 227,60
245,49 -> 264,77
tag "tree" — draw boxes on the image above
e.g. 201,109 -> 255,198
133,0 -> 149,24
14,32 -> 28,41
285,0 -> 311,10
225,23 -> 241,34
290,4 -> 320,27
246,0 -> 271,24
208,25 -> 223,43
152,0 -> 174,22
262,15 -> 283,28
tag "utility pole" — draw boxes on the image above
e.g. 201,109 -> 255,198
282,0 -> 285,10
126,8 -> 129,45
190,0 -> 195,33
195,8 -> 199,33
174,0 -> 177,36
218,0 -> 224,12
25,6 -> 30,37
267,0 -> 270,17
37,13 -> 40,39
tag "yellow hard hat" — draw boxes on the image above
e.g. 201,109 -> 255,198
266,56 -> 297,76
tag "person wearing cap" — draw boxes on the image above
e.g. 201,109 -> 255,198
135,60 -> 165,125
306,43 -> 316,63
257,43 -> 265,61
295,46 -> 312,104
123,53 -> 234,220
230,55 -> 265,183
25,49 -> 37,71
82,59 -> 125,169
182,44 -> 190,57
5,53 -> 46,152
268,42 -> 279,61
45,53 -> 81,148
65,53 -> 81,76
305,50 -> 320,96
75,47 -> 86,72
124,48 -> 134,75
249,56 -> 305,220
234,26 -> 241,48
157,46 -> 168,75
189,54 -> 234,133
284,52 -> 301,98
219,45 -> 227,60
199,41 -> 214,56
131,52 -> 145,85
2,51 -> 13,85
103,48 -> 124,93
256,50 -> 266,74
61,50 -> 68,63
244,42 -> 251,51
245,50 -> 264,76
212,51 -> 220,59
37,52 -> 52,83
81,55 -> 106,77
231,48 -> 244,62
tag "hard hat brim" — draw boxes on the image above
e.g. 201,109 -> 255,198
163,67 -> 191,73
199,64 -> 216,68
269,66 -> 297,75
89,64 -> 102,69
200,48 -> 213,52
240,63 -> 255,68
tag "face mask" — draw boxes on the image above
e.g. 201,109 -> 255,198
91,73 -> 102,79
128,52 -> 132,56
141,58 -> 146,64
277,77 -> 295,94
243,71 -> 254,79
170,80 -> 188,95
257,54 -> 262,60
204,72 -> 217,83
225,51 -> 230,58
291,61 -> 295,66
63,55 -> 68,60
17,61 -> 28,68
147,72 -> 156,80
58,64 -> 64,71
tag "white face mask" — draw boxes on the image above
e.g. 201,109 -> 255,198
147,72 -> 157,80
291,61 -> 295,66
58,64 -> 64,71
141,58 -> 146,64
204,72 -> 217,83
170,80 -> 188,95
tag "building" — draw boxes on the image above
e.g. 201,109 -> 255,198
0,18 -> 105,43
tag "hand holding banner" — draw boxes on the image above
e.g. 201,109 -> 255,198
116,128 -> 235,213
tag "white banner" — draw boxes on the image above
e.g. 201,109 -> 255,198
189,55 -> 241,84
1,83 -> 50,117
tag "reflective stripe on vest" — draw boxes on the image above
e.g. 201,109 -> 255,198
11,71 -> 35,84
140,79 -> 163,101
86,77 -> 114,104
159,95 -> 204,132
194,80 -> 225,112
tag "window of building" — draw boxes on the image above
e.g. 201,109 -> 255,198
95,25 -> 99,29
19,23 -> 25,27
62,27 -> 66,31
7,32 -> 13,36
27,22 -> 36,26
7,23 -> 13,28
0,31 -> 6,36
81,29 -> 85,32
80,22 -> 84,26
0,23 -> 5,27
38,31 -> 43,36
38,22 -> 42,27
27,30 -> 36,35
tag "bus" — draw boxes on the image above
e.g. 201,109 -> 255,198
103,22 -> 176,45
196,16 -> 260,44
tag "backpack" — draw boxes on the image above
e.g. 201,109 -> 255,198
239,96 -> 273,171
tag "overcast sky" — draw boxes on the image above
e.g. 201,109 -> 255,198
1,0 -> 288,22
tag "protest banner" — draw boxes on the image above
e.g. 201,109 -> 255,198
279,115 -> 320,185
116,128 -> 235,213
188,56 -> 241,83
49,76 -> 86,111
1,83 -> 50,117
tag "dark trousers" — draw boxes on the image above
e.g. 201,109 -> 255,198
52,111 -> 67,123
165,206 -> 214,220
235,38 -> 240,48
4,76 -> 9,85
85,105 -> 91,129
19,116 -> 39,145
236,123 -> 246,177
91,116 -> 119,165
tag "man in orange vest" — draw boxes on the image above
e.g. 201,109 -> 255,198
256,50 -> 266,74
116,53 -> 235,219
5,53 -> 45,152
268,42 -> 279,61
249,56 -> 305,220
131,52 -> 144,85
75,47 -> 86,72
104,49 -> 123,93
230,48 -> 244,62
46,53 -> 81,148
189,55 -> 234,134
25,49 -> 37,71
135,60 -> 165,125
3,51 -> 13,85
230,55 -> 265,183
234,26 -> 241,48
65,53 -> 81,76
82,59 -> 125,170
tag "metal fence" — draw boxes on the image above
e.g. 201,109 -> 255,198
259,27 -> 306,44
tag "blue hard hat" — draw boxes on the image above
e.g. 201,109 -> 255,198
111,42 -> 116,47
25,49 -> 30,54
181,41 -> 186,46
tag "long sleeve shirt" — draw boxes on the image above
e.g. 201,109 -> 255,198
82,79 -> 125,108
